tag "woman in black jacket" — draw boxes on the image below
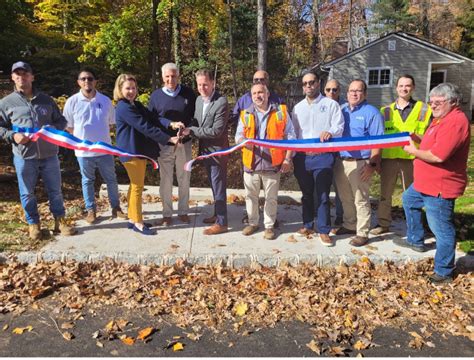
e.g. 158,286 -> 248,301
114,74 -> 182,235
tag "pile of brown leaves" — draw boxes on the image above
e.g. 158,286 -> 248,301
1,258 -> 472,350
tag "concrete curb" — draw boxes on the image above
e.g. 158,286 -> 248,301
10,249 -> 443,268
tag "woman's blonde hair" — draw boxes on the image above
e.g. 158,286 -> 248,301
113,73 -> 138,101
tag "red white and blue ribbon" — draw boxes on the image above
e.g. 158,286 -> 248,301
184,132 -> 411,171
13,125 -> 159,169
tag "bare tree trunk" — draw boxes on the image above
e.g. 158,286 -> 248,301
226,0 -> 237,100
420,0 -> 430,39
311,0 -> 324,63
348,0 -> 354,52
257,0 -> 267,70
151,0 -> 160,89
172,5 -> 181,71
167,14 -> 172,62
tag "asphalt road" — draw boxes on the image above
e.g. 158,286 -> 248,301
1,304 -> 472,357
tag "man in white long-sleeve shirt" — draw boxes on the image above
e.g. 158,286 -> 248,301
291,71 -> 344,246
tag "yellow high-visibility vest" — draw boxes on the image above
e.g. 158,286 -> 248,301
381,101 -> 431,159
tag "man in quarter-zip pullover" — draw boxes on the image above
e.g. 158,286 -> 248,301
0,61 -> 75,240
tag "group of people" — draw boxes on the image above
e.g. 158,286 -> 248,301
0,61 -> 470,284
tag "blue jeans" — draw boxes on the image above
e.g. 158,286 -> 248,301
77,155 -> 120,211
13,155 -> 65,224
403,184 -> 456,277
294,153 -> 334,234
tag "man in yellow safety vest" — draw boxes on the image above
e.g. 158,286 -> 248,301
371,74 -> 431,235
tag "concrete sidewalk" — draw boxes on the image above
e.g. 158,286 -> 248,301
13,184 -> 467,268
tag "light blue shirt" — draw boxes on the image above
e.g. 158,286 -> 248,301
339,100 -> 384,159
162,84 -> 181,97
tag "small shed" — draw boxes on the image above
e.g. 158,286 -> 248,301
321,32 -> 473,120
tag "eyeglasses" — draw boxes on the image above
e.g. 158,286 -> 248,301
79,76 -> 95,82
325,88 -> 339,93
428,99 -> 448,107
302,80 -> 316,87
348,89 -> 364,94
253,77 -> 266,84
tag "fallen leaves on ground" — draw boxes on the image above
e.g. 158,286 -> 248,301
12,326 -> 33,334
172,342 -> 184,351
0,258 -> 472,351
137,327 -> 154,341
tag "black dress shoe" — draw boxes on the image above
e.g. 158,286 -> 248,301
393,237 -> 427,252
332,227 -> 356,235
428,273 -> 453,284
203,215 -> 217,224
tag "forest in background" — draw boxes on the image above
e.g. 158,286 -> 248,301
0,0 -> 472,101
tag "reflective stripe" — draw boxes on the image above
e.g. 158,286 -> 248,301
418,103 -> 428,122
244,112 -> 251,126
275,105 -> 283,122
383,106 -> 391,122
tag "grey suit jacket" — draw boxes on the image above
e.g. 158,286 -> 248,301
189,90 -> 229,155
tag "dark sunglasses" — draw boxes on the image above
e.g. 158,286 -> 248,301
79,76 -> 95,82
253,77 -> 266,84
325,88 -> 339,93
302,80 -> 316,87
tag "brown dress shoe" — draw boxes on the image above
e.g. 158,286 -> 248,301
85,210 -> 96,224
203,224 -> 228,235
242,225 -> 259,236
319,233 -> 333,247
28,223 -> 42,241
369,226 -> 390,235
178,214 -> 190,223
112,207 -> 127,219
54,217 -> 76,236
159,217 -> 173,226
296,228 -> 315,237
332,227 -> 356,236
349,236 -> 369,247
203,215 -> 217,224
264,228 -> 276,240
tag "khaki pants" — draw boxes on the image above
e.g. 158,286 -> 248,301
377,158 -> 413,227
158,142 -> 192,217
334,158 -> 372,237
244,171 -> 280,229
123,158 -> 147,223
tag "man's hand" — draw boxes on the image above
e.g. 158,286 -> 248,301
170,121 -> 184,130
403,139 -> 418,156
410,133 -> 422,144
13,133 -> 30,145
237,137 -> 254,150
360,163 -> 376,182
319,131 -> 332,142
280,158 -> 293,173
168,136 -> 179,145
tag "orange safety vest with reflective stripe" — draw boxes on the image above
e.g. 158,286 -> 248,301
381,101 -> 431,159
240,104 -> 288,169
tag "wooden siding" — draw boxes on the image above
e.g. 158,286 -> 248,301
328,35 -> 473,120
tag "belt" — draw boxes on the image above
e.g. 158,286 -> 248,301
340,157 -> 368,161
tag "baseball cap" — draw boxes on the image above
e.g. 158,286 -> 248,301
11,61 -> 33,73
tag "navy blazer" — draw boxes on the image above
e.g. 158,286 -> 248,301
115,99 -> 170,162
189,91 -> 229,155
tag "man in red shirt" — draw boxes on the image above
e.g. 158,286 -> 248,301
394,83 -> 470,283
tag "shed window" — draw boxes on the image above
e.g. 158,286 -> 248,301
367,67 -> 392,87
